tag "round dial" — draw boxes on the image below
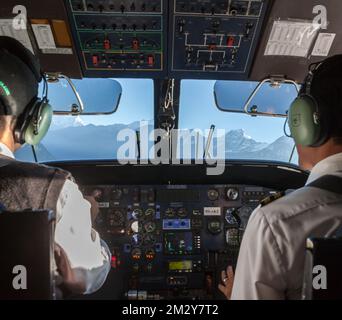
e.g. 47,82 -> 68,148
143,234 -> 156,246
131,233 -> 142,246
130,221 -> 140,233
226,228 -> 240,246
238,206 -> 254,229
177,208 -> 188,217
131,248 -> 142,260
92,188 -> 103,202
108,209 -> 124,227
112,188 -> 123,201
145,208 -> 155,218
145,249 -> 156,261
225,208 -> 238,225
207,189 -> 219,201
207,219 -> 222,234
144,221 -> 156,233
165,208 -> 175,217
226,188 -> 239,201
132,208 -> 142,220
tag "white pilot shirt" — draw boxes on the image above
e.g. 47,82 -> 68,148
0,142 -> 111,295
231,152 -> 342,300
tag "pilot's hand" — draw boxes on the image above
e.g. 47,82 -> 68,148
85,195 -> 100,225
218,266 -> 235,300
54,244 -> 86,295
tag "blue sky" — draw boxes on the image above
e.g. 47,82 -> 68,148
45,78 -> 297,144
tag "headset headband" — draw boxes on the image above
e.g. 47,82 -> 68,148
302,61 -> 324,96
0,37 -> 41,83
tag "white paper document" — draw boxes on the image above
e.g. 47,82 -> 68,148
31,24 -> 56,50
265,21 -> 320,57
0,19 -> 34,53
311,33 -> 336,56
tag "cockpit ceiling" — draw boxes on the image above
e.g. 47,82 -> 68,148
0,0 -> 341,83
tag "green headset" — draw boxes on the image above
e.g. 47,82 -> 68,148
14,75 -> 53,146
288,61 -> 329,147
0,36 -> 53,146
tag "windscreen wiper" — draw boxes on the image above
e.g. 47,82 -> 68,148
203,125 -> 216,159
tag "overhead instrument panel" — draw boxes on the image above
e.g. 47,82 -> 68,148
169,0 -> 271,79
65,0 -> 167,78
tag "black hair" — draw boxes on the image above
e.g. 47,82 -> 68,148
310,55 -> 342,144
0,37 -> 40,116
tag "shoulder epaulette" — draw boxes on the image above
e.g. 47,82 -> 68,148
260,191 -> 285,207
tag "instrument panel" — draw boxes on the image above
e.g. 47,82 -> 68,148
82,184 -> 279,300
67,0 -> 167,77
169,0 -> 269,79
65,0 -> 270,79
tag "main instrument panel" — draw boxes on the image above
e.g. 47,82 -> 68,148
82,184 -> 279,300
66,0 -> 270,79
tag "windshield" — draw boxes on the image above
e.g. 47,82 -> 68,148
15,79 -> 154,163
15,78 -> 298,165
179,80 -> 298,164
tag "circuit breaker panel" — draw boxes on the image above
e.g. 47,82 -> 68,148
169,0 -> 270,79
65,0 -> 270,79
66,0 -> 168,78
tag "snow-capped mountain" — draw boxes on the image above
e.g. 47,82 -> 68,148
225,129 -> 268,153
228,135 -> 296,162
50,116 -> 86,131
14,122 -> 297,164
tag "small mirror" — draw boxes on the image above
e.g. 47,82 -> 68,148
39,77 -> 122,115
214,79 -> 299,117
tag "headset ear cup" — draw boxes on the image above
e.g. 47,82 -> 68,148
288,95 -> 322,147
14,98 -> 37,145
23,101 -> 53,146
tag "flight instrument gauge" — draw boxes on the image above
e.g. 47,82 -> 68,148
132,234 -> 142,246
132,208 -> 143,220
112,188 -> 123,201
238,206 -> 254,229
207,189 -> 219,201
177,208 -> 187,217
143,234 -> 156,246
131,248 -> 142,260
145,208 -> 155,218
144,221 -> 157,233
130,221 -> 140,233
225,208 -> 239,225
108,209 -> 125,227
145,249 -> 156,261
165,208 -> 175,217
226,188 -> 239,201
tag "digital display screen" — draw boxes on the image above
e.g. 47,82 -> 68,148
157,189 -> 200,202
169,260 -> 193,271
163,219 -> 191,230
164,232 -> 193,254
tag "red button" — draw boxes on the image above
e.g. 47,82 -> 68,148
132,39 -> 140,50
104,39 -> 111,50
227,36 -> 234,47
147,55 -> 154,66
92,55 -> 99,66
111,256 -> 117,268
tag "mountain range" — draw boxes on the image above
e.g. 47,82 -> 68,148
15,119 -> 297,164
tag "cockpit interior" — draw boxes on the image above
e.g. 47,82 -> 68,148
1,0 -> 342,301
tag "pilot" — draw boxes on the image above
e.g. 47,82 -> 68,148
219,55 -> 342,300
0,36 -> 111,296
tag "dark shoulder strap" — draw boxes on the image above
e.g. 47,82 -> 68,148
0,155 -> 15,168
44,168 -> 71,215
307,173 -> 342,195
